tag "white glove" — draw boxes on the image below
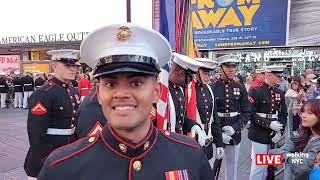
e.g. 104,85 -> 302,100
269,121 -> 283,132
222,126 -> 235,136
216,147 -> 224,159
191,125 -> 205,146
222,133 -> 232,144
271,132 -> 282,143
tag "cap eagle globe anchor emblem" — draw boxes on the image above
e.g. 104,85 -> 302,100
117,26 -> 132,41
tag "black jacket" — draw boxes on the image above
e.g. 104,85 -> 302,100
12,77 -> 23,92
24,78 -> 79,177
212,79 -> 251,145
76,86 -> 106,139
248,83 -> 288,144
0,77 -> 9,93
21,75 -> 34,91
38,124 -> 214,180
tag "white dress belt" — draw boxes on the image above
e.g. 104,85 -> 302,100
0,85 -> 5,87
217,112 -> 239,117
256,113 -> 278,119
24,84 -> 32,86
46,127 -> 75,135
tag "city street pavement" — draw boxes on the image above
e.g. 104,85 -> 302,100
0,108 -> 28,180
0,108 -> 256,180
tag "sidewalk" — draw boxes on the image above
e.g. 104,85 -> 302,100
0,109 -> 28,180
0,108 -> 254,180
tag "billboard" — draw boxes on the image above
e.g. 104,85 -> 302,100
191,0 -> 289,49
0,55 -> 20,74
287,0 -> 320,46
155,0 -> 320,49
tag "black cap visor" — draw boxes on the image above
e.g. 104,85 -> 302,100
55,58 -> 81,66
94,62 -> 160,78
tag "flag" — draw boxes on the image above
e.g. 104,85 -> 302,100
156,63 -> 171,130
159,0 -> 169,41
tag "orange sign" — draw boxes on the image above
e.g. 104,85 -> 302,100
22,63 -> 50,76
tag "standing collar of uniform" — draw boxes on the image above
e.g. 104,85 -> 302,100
169,80 -> 181,89
50,77 -> 69,88
218,78 -> 233,84
263,83 -> 274,90
101,122 -> 158,159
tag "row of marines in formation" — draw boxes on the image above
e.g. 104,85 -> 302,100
24,24 -> 287,180
0,72 -> 46,109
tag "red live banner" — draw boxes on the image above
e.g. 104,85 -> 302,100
256,154 -> 283,166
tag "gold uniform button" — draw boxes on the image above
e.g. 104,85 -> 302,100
60,107 -> 64,110
70,96 -> 73,99
226,94 -> 229,97
226,99 -> 229,102
71,124 -> 74,128
133,160 -> 142,171
226,90 -> 229,92
164,131 -> 170,136
88,137 -> 95,143
119,143 -> 127,153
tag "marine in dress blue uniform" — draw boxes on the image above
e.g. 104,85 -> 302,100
76,86 -> 106,139
12,73 -> 23,108
38,24 -> 214,180
24,49 -> 80,179
248,65 -> 288,180
212,55 -> 251,180
194,58 -> 224,166
160,53 -> 206,146
0,73 -> 9,108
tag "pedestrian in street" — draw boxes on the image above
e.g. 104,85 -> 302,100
12,73 -> 23,108
304,74 -> 317,97
248,65 -> 288,180
157,52 -> 205,145
285,81 -> 305,132
24,49 -> 80,179
194,58 -> 224,166
75,86 -> 106,139
0,73 -> 9,108
249,68 -> 265,91
308,77 -> 320,100
212,54 -> 251,180
78,73 -> 93,102
269,99 -> 320,180
38,23 -> 214,180
21,72 -> 34,109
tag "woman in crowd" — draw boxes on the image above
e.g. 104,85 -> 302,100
285,81 -> 305,132
269,99 -> 320,179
